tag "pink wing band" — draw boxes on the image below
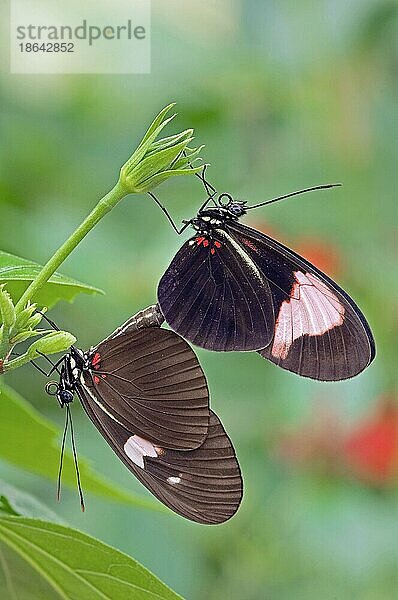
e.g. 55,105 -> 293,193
271,271 -> 345,360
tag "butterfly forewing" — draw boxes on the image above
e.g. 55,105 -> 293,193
76,392 -> 243,524
81,327 -> 210,450
157,231 -> 274,351
226,221 -> 375,380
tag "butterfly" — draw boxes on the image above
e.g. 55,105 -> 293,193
43,305 -> 243,524
155,169 -> 375,381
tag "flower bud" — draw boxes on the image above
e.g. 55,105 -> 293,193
27,331 -> 76,358
9,330 -> 42,345
13,302 -> 38,333
119,104 -> 203,194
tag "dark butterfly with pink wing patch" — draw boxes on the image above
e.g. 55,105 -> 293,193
44,305 -> 242,524
156,169 -> 375,381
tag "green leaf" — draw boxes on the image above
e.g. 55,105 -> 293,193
12,302 -> 37,333
0,285 -> 16,332
148,130 -> 191,154
0,383 -> 163,513
0,517 -> 183,600
4,331 -> 77,373
139,103 -> 176,147
9,329 -> 43,345
138,167 -> 203,193
0,497 -> 19,517
0,481 -> 65,523
0,251 -> 103,309
27,331 -> 77,358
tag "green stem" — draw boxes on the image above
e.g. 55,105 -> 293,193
14,180 -> 127,313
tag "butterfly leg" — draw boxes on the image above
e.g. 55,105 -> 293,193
30,352 -> 64,377
196,164 -> 217,197
147,191 -> 191,234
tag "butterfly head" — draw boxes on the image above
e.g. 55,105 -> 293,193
46,377 -> 74,407
191,195 -> 247,233
217,194 -> 247,218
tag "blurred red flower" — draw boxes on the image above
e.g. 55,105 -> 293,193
238,220 -> 342,280
277,395 -> 398,488
344,396 -> 398,487
277,405 -> 344,474
295,236 -> 342,278
245,218 -> 282,241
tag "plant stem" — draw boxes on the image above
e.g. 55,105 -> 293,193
14,180 -> 127,313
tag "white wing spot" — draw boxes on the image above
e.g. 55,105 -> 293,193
167,476 -> 181,485
271,271 -> 345,360
124,435 -> 159,469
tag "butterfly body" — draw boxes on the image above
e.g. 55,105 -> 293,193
189,199 -> 247,235
52,348 -> 87,406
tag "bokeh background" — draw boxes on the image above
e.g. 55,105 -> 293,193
1,1 -> 398,598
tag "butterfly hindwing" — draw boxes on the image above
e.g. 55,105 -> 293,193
226,221 -> 375,380
81,327 -> 210,450
157,232 -> 275,351
76,391 -> 243,524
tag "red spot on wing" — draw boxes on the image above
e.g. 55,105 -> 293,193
92,352 -> 101,369
242,238 -> 258,252
93,375 -> 100,384
195,237 -> 222,255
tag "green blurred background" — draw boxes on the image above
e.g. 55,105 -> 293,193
1,1 -> 398,598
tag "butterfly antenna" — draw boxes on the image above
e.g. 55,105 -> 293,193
68,405 -> 85,512
57,405 -> 69,503
196,164 -> 218,199
147,191 -> 184,234
246,183 -> 342,210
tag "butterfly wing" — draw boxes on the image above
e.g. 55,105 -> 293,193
76,390 -> 243,524
81,327 -> 209,450
227,221 -> 375,380
157,233 -> 275,351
